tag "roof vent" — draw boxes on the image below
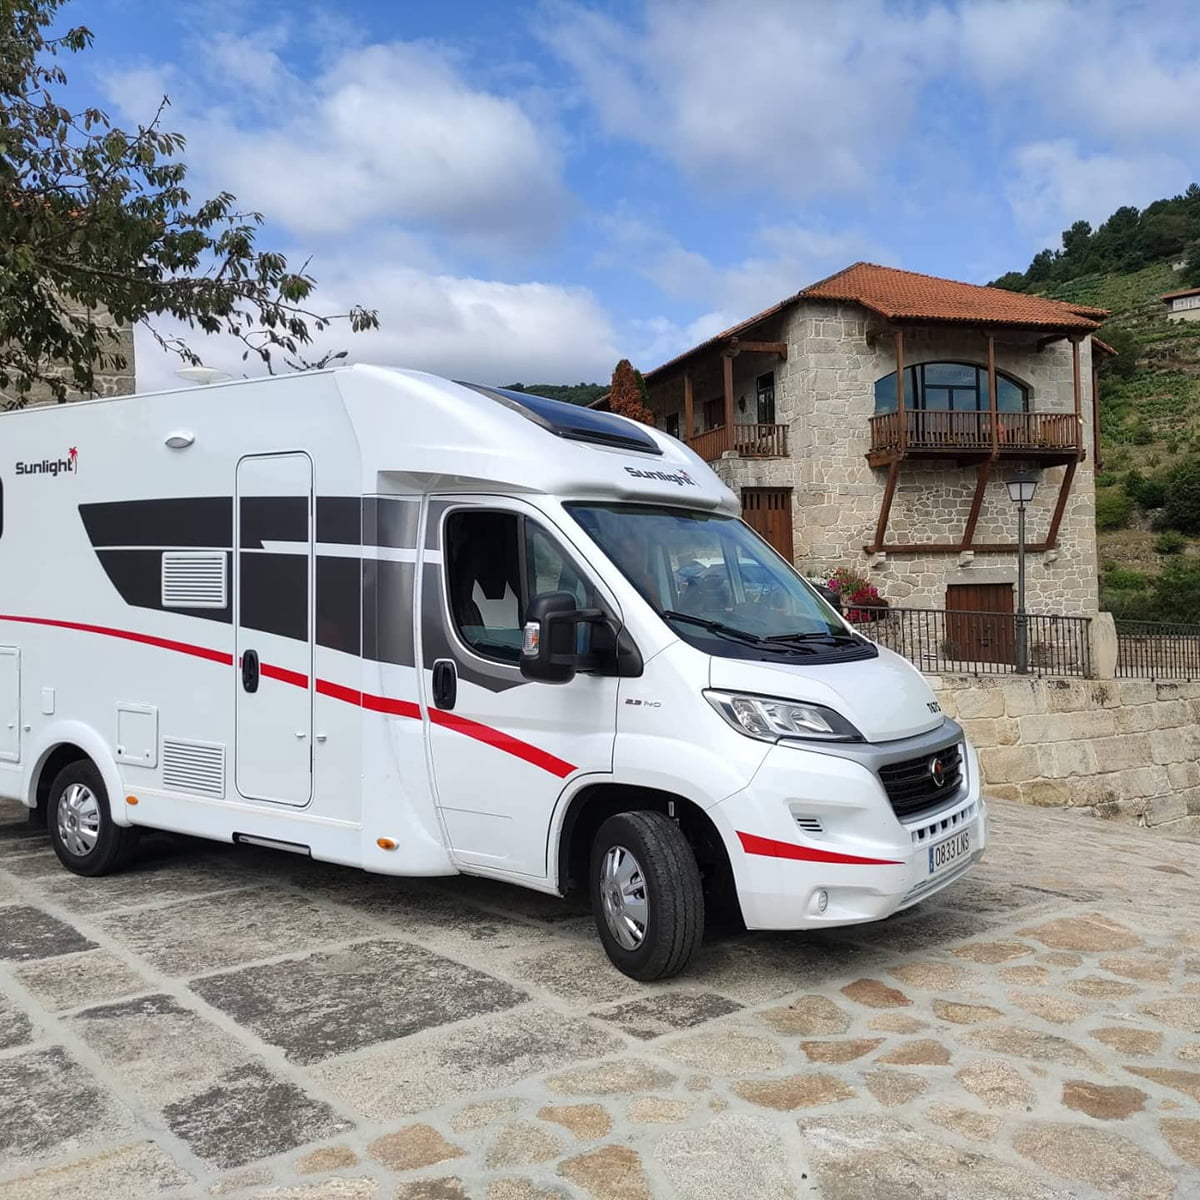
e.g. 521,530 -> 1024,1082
458,383 -> 663,455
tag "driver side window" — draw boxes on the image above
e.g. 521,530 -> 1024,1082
444,510 -> 596,664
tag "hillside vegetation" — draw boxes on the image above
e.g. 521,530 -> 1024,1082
994,186 -> 1200,624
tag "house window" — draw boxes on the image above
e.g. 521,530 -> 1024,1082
1173,295 -> 1200,312
755,372 -> 776,424
703,397 -> 724,430
873,362 -> 1028,414
666,412 -> 680,439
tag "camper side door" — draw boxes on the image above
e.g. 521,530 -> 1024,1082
420,498 -> 618,879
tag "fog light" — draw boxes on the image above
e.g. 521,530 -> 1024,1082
816,889 -> 829,914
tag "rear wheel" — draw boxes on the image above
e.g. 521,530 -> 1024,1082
47,760 -> 138,877
590,810 -> 704,981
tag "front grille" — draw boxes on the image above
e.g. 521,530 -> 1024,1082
878,742 -> 964,822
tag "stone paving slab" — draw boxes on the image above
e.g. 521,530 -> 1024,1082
0,796 -> 1198,1198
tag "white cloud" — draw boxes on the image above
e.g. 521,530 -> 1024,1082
1005,139 -> 1190,244
106,37 -> 569,248
134,264 -> 620,392
541,0 -> 953,199
600,210 -> 883,329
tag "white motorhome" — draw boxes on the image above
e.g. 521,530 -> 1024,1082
0,366 -> 984,979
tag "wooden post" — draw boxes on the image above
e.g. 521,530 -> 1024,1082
1091,355 -> 1102,470
1045,460 -> 1077,549
723,352 -> 734,436
1071,336 -> 1083,460
961,459 -> 993,551
871,459 -> 901,552
895,328 -> 906,452
987,332 -> 998,454
683,371 -> 694,445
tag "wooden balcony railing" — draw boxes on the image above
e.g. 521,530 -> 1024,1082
688,422 -> 788,463
869,410 -> 1079,457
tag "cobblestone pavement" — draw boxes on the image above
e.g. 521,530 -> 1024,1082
1,796 -> 1198,1200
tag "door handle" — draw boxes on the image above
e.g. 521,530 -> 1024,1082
432,659 -> 457,710
242,649 -> 260,693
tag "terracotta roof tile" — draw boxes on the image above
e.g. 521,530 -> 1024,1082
645,262 -> 1108,381
1162,286 -> 1200,301
799,262 -> 1106,329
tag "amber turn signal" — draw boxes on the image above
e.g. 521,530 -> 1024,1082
125,795 -> 139,806
376,837 -> 397,850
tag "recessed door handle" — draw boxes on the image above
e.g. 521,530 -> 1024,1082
295,731 -> 307,739
315,733 -> 327,743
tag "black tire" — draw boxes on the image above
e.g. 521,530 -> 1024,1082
46,759 -> 138,877
590,810 -> 704,981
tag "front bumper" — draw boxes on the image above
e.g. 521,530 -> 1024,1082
714,732 -> 987,931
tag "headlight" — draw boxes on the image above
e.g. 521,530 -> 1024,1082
704,690 -> 862,743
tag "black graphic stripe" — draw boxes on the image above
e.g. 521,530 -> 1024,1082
363,560 -> 415,667
95,550 -> 233,625
81,498 -> 231,548
364,496 -> 421,550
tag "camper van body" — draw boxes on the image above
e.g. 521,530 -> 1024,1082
0,366 -> 985,977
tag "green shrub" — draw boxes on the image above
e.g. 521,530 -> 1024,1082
1155,530 -> 1187,555
1130,420 -> 1154,445
1095,470 -> 1118,488
1123,469 -> 1166,510
1149,558 -> 1200,623
1095,487 -> 1133,531
1103,566 -> 1148,590
1164,458 -> 1200,534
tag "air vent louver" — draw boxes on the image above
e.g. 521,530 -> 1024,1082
162,552 -> 227,608
162,738 -> 225,797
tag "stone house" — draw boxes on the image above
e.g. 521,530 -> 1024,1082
637,263 -> 1113,620
1,300 -> 135,409
1162,286 -> 1200,323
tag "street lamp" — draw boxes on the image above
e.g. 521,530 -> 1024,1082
1005,472 -> 1040,673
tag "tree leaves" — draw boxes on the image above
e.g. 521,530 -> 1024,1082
0,0 -> 379,405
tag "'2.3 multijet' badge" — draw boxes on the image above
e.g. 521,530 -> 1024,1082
15,447 -> 78,477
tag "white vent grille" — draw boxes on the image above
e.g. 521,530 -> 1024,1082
794,816 -> 824,835
162,738 -> 225,797
162,552 -> 227,609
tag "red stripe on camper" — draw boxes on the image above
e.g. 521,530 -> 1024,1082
361,691 -> 422,721
0,614 -> 233,666
0,614 -> 574,778
259,662 -> 309,689
428,708 -> 576,778
737,831 -> 903,867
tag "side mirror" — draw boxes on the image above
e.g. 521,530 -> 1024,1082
521,591 -> 584,684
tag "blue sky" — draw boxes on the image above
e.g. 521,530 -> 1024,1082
69,0 -> 1200,389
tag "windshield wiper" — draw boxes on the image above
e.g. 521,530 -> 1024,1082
662,611 -> 815,653
766,629 -> 861,646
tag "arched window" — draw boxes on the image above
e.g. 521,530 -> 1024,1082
873,362 -> 1028,414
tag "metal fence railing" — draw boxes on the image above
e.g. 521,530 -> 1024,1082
850,606 -> 1093,678
1115,619 -> 1200,681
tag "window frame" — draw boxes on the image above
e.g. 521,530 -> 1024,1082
439,504 -> 608,671
873,361 -> 1029,415
755,371 -> 776,425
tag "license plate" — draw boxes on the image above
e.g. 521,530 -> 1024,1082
928,829 -> 970,876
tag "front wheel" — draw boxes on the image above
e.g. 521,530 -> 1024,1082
590,810 -> 704,981
47,760 -> 138,877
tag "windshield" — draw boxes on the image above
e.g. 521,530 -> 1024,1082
568,503 -> 871,660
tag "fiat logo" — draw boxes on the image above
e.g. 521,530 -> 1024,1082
928,755 -> 947,787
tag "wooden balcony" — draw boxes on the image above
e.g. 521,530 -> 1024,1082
689,422 -> 789,463
867,410 -> 1079,467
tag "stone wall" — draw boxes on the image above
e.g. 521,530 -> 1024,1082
1,302 -> 135,409
933,674 -> 1200,835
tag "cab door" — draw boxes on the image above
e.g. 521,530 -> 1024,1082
421,500 -> 618,878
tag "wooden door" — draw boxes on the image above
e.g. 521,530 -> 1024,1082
945,583 -> 1014,666
742,488 -> 794,563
